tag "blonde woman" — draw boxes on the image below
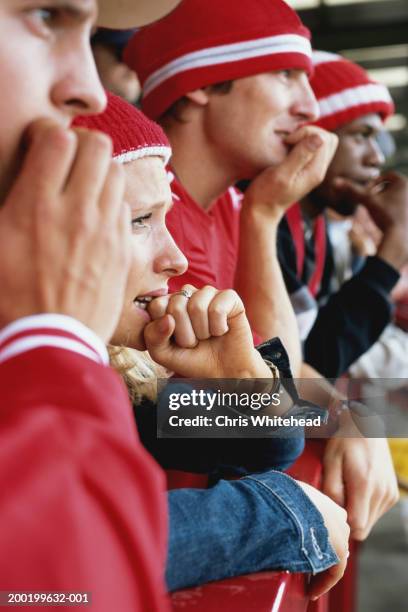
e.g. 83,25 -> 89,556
75,93 -> 349,600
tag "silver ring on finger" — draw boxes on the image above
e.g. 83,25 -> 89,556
175,288 -> 194,299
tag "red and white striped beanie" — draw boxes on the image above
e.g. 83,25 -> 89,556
124,0 -> 313,120
73,91 -> 172,164
311,51 -> 394,132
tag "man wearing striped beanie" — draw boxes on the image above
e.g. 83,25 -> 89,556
277,50 -> 402,540
278,50 -> 399,376
125,0 -> 338,371
125,6 -> 399,548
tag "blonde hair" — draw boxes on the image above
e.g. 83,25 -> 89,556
108,345 -> 170,404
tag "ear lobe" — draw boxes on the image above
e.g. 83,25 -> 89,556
185,89 -> 210,106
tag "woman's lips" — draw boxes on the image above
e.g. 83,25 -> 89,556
132,300 -> 152,322
136,288 -> 169,299
132,288 -> 168,321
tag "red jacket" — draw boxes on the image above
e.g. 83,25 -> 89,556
0,317 -> 169,612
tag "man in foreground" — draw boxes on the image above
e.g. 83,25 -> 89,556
0,1 -> 182,609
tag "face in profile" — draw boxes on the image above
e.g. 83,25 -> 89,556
110,156 -> 187,350
0,0 -> 105,201
200,70 -> 319,180
312,113 -> 385,216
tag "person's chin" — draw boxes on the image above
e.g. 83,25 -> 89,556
271,134 -> 291,160
331,199 -> 359,217
111,307 -> 150,351
125,314 -> 149,351
132,332 -> 147,351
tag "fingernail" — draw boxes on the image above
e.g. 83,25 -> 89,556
307,135 -> 323,151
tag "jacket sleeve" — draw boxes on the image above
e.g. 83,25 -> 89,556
134,338 -> 305,476
304,256 -> 400,377
167,470 -> 338,591
0,316 -> 169,612
136,399 -> 304,476
277,218 -> 400,377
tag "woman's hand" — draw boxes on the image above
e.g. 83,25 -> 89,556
144,285 -> 271,379
297,481 -> 350,601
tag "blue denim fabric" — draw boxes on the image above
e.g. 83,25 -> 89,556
167,469 -> 338,591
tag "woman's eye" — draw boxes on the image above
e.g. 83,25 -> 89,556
131,213 -> 152,230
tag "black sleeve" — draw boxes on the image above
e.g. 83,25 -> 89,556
304,255 -> 400,377
133,339 -> 304,476
277,217 -> 304,294
277,218 -> 400,378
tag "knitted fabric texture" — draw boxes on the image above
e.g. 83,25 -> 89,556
73,91 -> 172,164
311,51 -> 394,131
124,0 -> 313,119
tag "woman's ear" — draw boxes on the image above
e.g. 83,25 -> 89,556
184,89 -> 210,106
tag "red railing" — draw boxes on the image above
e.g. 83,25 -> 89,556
169,441 -> 357,612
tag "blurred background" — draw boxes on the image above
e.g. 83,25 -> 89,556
290,0 -> 408,174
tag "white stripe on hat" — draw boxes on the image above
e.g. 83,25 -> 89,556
312,50 -> 341,66
143,34 -> 312,97
114,145 -> 172,166
319,83 -> 393,118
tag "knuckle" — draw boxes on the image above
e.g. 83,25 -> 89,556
273,174 -> 287,191
167,301 -> 185,317
339,506 -> 348,521
309,169 -> 323,186
338,562 -> 347,578
331,133 -> 339,146
187,299 -> 203,317
338,536 -> 350,556
183,338 -> 199,349
208,303 -> 225,318
389,486 -> 400,506
224,288 -> 238,300
33,196 -> 54,224
48,125 -> 75,152
365,464 -> 375,484
109,160 -> 124,183
87,130 -> 112,156
148,300 -> 165,318
75,211 -> 94,235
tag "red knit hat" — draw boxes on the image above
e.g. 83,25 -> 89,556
124,0 -> 313,120
73,91 -> 172,165
311,51 -> 394,132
